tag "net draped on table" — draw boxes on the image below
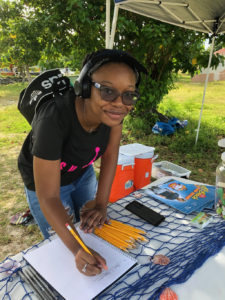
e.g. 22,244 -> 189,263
1,191 -> 225,300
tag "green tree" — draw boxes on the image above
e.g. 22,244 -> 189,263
113,12 -> 224,121
22,0 -> 106,69
2,0 -> 224,123
0,0 -> 46,81
23,0 -> 224,120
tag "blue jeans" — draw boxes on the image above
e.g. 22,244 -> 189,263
25,165 -> 97,239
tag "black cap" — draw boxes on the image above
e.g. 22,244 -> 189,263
78,49 -> 147,87
86,49 -> 147,77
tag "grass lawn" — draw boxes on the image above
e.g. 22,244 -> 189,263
0,74 -> 224,261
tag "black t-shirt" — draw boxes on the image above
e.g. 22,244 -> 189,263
18,91 -> 111,190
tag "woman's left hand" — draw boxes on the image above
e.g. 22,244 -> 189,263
80,204 -> 107,233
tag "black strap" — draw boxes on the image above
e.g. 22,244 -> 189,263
54,86 -> 75,143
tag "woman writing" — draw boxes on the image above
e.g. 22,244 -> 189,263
18,49 -> 147,276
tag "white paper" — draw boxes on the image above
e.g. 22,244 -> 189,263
24,227 -> 137,300
172,246 -> 225,300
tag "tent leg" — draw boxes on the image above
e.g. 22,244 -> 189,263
195,36 -> 215,145
109,5 -> 119,49
105,0 -> 111,49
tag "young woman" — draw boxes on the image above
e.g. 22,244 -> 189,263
18,49 -> 147,276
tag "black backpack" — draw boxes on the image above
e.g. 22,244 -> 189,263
18,69 -> 73,125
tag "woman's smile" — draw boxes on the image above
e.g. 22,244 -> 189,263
103,108 -> 126,120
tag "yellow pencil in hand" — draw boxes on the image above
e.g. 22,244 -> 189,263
65,223 -> 93,256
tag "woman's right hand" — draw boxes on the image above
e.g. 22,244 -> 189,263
75,248 -> 108,276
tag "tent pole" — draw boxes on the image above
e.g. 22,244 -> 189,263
195,35 -> 215,145
105,0 -> 111,48
109,5 -> 119,49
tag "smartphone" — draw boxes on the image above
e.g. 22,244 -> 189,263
125,200 -> 165,226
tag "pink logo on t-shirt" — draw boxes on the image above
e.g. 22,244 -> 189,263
68,165 -> 78,172
60,147 -> 100,172
82,147 -> 100,168
60,162 -> 67,170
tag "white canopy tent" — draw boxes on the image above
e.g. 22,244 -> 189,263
105,0 -> 225,144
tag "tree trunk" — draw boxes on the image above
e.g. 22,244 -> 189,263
19,66 -> 26,83
25,65 -> 32,83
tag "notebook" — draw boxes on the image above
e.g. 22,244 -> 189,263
23,225 -> 137,300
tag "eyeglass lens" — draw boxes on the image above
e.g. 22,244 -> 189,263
100,86 -> 139,105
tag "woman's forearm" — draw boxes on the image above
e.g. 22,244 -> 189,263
95,125 -> 122,207
39,196 -> 81,255
95,153 -> 118,208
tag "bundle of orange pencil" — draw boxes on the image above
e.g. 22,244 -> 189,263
94,219 -> 148,252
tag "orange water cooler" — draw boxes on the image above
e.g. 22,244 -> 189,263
119,143 -> 155,191
134,150 -> 155,190
109,154 -> 135,203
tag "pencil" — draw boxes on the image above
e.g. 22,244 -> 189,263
110,219 -> 146,233
93,219 -> 148,252
95,226 -> 137,248
98,225 -> 134,242
65,223 -> 93,256
94,229 -> 133,251
95,227 -> 129,244
109,219 -> 146,235
103,224 -> 147,242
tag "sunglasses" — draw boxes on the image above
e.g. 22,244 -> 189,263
92,82 -> 140,106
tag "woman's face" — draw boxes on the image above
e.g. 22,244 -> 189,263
87,62 -> 137,127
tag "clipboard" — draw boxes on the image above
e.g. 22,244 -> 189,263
23,225 -> 137,300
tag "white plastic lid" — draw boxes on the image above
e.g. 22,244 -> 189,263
119,143 -> 155,157
221,152 -> 225,162
117,153 -> 135,165
136,151 -> 154,159
218,139 -> 225,148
